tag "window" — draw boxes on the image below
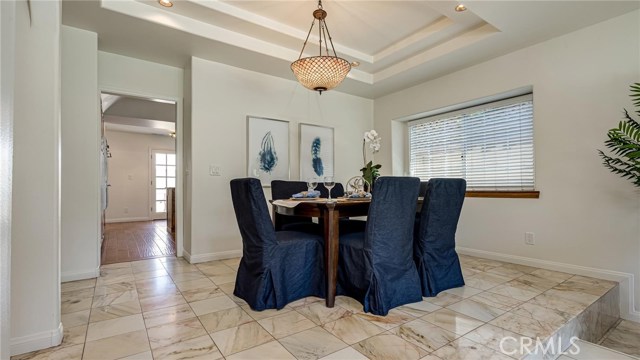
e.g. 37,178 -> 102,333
152,151 -> 176,214
409,94 -> 535,191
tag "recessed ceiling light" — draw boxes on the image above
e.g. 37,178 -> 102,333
351,61 -> 360,67
455,4 -> 467,12
158,0 -> 173,8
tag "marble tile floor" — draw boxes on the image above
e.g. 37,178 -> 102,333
11,254 -> 636,360
558,340 -> 639,360
598,319 -> 640,357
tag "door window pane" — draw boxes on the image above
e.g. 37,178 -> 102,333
156,178 -> 166,189
167,178 -> 176,188
156,201 -> 166,213
156,153 -> 166,165
167,166 -> 176,177
156,189 -> 166,201
156,166 -> 167,177
167,154 -> 176,165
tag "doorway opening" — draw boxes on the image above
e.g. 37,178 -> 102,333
100,92 -> 179,264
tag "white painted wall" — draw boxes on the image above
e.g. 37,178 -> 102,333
375,11 -> 640,319
11,0 -> 62,355
98,51 -> 185,256
183,60 -> 193,255
0,1 -> 15,358
186,57 -> 373,261
99,52 -> 184,99
61,25 -> 100,282
105,130 -> 176,222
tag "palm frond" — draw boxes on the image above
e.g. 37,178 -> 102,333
598,83 -> 640,187
631,82 -> 640,115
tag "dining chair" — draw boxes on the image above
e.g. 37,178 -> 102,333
419,181 -> 429,197
414,178 -> 466,297
336,176 -> 423,315
317,182 -> 345,198
230,178 -> 325,310
271,180 -> 321,234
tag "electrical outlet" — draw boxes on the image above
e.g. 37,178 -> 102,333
128,174 -> 133,180
209,165 -> 222,176
525,232 -> 535,245
124,207 -> 129,214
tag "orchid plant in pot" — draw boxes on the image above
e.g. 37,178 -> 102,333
361,130 -> 381,191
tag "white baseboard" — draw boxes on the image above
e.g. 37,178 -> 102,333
61,267 -> 100,282
11,322 -> 63,356
183,249 -> 242,264
105,217 -> 151,224
458,247 -> 639,323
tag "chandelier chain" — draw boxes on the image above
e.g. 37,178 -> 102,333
318,17 -> 323,56
322,18 -> 339,58
298,19 -> 316,60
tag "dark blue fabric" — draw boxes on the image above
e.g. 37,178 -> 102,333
271,180 -> 320,233
336,176 -> 423,315
419,181 -> 429,197
231,178 -> 325,311
414,178 -> 466,297
317,183 -> 345,198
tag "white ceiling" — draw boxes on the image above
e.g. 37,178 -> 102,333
64,0 -> 639,99
101,93 -> 176,135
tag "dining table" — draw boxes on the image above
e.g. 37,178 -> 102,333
271,197 -> 423,308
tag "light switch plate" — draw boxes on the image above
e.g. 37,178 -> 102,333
209,165 -> 221,176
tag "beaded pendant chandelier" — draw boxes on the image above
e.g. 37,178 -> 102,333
291,0 -> 351,94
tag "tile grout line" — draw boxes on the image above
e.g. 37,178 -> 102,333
49,255 -> 629,360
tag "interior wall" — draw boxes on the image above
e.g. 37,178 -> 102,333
187,57 -> 373,261
98,51 -> 184,99
0,1 -> 16,358
98,50 -> 185,256
374,11 -> 640,318
60,25 -> 100,282
105,130 -> 176,222
11,0 -> 63,355
183,60 -> 193,255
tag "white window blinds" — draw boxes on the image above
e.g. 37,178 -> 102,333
409,94 -> 535,190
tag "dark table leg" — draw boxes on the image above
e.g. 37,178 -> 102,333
271,205 -> 281,230
323,203 -> 339,307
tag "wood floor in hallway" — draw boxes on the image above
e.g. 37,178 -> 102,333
101,220 -> 176,264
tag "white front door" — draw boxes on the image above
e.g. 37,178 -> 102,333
150,150 -> 176,220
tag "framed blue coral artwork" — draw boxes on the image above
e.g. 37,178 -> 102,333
246,116 -> 290,186
299,123 -> 334,181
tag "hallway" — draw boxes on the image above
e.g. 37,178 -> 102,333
101,221 -> 175,264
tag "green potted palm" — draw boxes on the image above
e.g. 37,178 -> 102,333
598,83 -> 640,186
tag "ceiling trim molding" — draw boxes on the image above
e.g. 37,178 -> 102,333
375,23 -> 499,82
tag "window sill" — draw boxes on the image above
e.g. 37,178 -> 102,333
465,191 -> 540,199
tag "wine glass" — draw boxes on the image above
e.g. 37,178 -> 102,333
307,178 -> 318,192
324,176 -> 335,201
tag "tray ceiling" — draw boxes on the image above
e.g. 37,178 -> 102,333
63,0 -> 639,98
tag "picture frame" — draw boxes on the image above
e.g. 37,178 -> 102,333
299,123 -> 334,181
246,116 -> 290,186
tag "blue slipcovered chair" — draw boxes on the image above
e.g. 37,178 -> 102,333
317,182 -> 345,198
414,178 -> 466,297
231,178 -> 325,310
271,180 -> 321,233
336,176 -> 423,315
419,181 -> 429,197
